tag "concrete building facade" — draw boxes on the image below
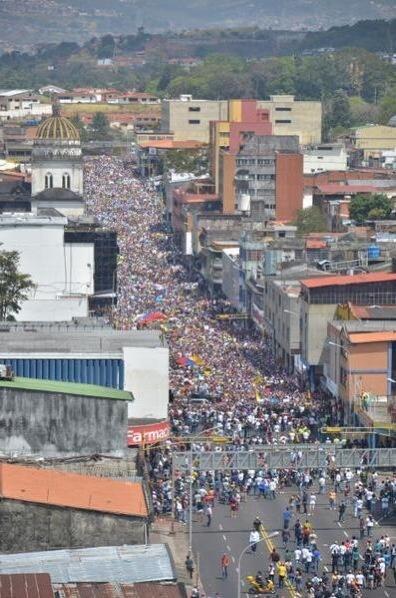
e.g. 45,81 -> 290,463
300,273 -> 396,386
0,213 -> 94,321
258,95 -> 322,145
0,325 -> 169,420
303,143 -> 348,174
234,135 -> 303,222
0,377 -> 130,457
161,96 -> 228,143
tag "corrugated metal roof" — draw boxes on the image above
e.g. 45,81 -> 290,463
0,573 -> 53,598
0,545 -> 175,584
0,463 -> 148,517
53,582 -> 186,598
0,377 -> 131,401
301,272 -> 396,289
316,183 -> 377,195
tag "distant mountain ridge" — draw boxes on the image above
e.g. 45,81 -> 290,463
0,0 -> 395,49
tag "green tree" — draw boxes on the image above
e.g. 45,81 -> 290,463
378,89 -> 396,124
329,89 -> 352,129
295,206 -> 328,235
164,148 -> 208,174
90,112 -> 110,139
349,193 -> 392,224
0,250 -> 35,320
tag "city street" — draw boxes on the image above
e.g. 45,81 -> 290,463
192,487 -> 396,598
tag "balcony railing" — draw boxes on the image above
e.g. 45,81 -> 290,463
354,394 -> 396,424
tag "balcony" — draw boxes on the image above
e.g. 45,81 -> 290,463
354,394 -> 396,425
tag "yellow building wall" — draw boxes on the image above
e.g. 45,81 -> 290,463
228,100 -> 242,123
258,96 -> 322,145
355,125 -> 396,158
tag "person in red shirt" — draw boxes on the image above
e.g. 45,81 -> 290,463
221,553 -> 230,579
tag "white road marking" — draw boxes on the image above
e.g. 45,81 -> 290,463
222,534 -> 227,542
343,531 -> 348,537
337,522 -> 342,528
219,523 -> 223,531
226,545 -> 231,551
384,591 -> 389,597
231,556 -> 236,563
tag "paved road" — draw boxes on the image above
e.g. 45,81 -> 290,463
192,485 -> 396,598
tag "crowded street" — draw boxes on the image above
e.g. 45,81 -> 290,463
84,156 -> 396,597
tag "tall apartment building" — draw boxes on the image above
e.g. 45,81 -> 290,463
210,99 -> 272,193
233,135 -> 304,222
258,95 -> 322,145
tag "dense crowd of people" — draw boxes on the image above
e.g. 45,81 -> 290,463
85,157 -> 394,597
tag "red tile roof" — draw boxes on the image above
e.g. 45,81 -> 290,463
316,184 -> 377,195
301,272 -> 396,289
53,582 -> 187,598
0,463 -> 148,517
305,239 -> 327,249
348,331 -> 396,344
0,574 -> 53,598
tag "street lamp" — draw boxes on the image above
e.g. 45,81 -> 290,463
237,532 -> 279,598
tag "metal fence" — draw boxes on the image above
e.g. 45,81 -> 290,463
173,447 -> 396,472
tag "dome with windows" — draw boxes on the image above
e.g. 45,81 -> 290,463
35,115 -> 80,141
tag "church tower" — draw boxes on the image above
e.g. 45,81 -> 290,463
31,107 -> 83,197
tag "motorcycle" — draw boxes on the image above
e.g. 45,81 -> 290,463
246,576 -> 277,595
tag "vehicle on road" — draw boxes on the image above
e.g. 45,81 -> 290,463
246,575 -> 277,595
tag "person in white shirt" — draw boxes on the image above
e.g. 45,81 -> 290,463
249,529 -> 260,552
294,547 -> 302,563
354,497 -> 363,518
309,494 -> 317,514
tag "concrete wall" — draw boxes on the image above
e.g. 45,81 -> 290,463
304,147 -> 347,174
275,153 -> 303,222
0,388 -> 128,457
0,500 -> 146,553
17,296 -> 89,321
258,96 -> 322,145
0,220 -> 94,321
162,99 -> 228,142
123,346 -> 169,419
301,302 -> 338,366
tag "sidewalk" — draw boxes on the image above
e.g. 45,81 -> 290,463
151,517 -> 204,597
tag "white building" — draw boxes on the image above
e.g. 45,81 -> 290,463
303,143 -> 347,174
0,90 -> 52,121
0,213 -> 94,321
31,112 -> 84,215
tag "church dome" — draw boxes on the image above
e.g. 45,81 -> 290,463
36,115 -> 80,141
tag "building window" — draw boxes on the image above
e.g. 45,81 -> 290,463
188,106 -> 201,112
62,173 -> 71,189
188,119 -> 201,124
44,173 -> 53,189
257,174 -> 275,181
257,159 -> 274,166
275,107 -> 292,112
275,119 -> 292,124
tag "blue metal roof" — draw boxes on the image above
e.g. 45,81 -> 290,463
0,544 -> 175,583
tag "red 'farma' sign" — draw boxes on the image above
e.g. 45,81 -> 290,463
128,420 -> 170,446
